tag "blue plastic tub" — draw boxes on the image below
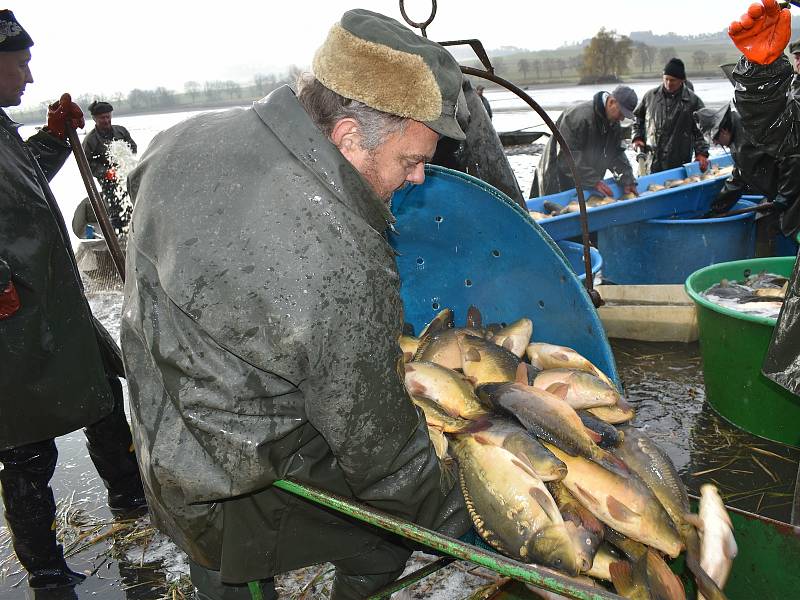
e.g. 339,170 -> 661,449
741,195 -> 800,257
598,200 -> 757,285
391,165 -> 619,386
555,240 -> 603,281
527,155 -> 733,241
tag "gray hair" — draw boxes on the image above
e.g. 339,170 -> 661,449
296,73 -> 409,151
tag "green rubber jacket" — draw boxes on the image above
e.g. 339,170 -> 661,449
121,86 -> 469,583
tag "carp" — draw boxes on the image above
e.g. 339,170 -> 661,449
543,443 -> 683,558
548,480 -> 604,572
414,328 -> 468,370
475,417 -> 567,482
489,317 -> 533,358
399,334 -> 420,362
585,543 -> 620,581
451,435 -> 581,574
404,361 -> 489,420
689,484 -> 737,600
427,425 -> 449,461
418,307 -> 454,339
479,382 -> 627,475
526,343 -> 615,389
459,335 -> 521,386
587,397 -> 636,424
577,410 -> 624,448
609,549 -> 686,600
411,395 -> 481,433
533,368 -> 620,410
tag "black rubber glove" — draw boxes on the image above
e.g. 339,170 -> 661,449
711,186 -> 744,214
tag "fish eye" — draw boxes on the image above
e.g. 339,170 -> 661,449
554,558 -> 562,567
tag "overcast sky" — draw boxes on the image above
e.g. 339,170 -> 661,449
14,0 -> 759,108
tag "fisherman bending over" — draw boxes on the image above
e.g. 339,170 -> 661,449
121,9 -> 470,600
0,11 -> 146,591
82,100 -> 137,233
537,85 -> 638,198
632,58 -> 709,174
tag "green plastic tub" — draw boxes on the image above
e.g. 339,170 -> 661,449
685,257 -> 800,448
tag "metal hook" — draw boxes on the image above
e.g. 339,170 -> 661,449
399,0 -> 437,38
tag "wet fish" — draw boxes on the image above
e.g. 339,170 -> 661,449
475,417 -> 567,481
404,361 -> 489,420
543,443 -> 683,557
414,328 -> 467,370
399,335 -> 420,362
530,210 -> 549,221
526,343 -> 616,389
459,335 -> 521,386
577,410 -> 624,448
605,526 -> 648,561
690,484 -> 737,600
648,184 -> 666,192
427,425 -> 449,460
543,200 -> 564,214
585,543 -> 620,581
533,368 -> 620,410
451,435 -> 580,574
621,192 -> 637,200
548,480 -> 604,572
489,317 -> 533,358
586,398 -> 636,424
610,549 -> 687,600
418,307 -> 454,339
478,382 -> 626,475
411,395 -> 482,433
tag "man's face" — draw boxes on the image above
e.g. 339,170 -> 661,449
662,75 -> 683,94
605,97 -> 625,123
93,111 -> 112,131
0,49 -> 33,107
793,52 -> 800,75
348,120 -> 439,203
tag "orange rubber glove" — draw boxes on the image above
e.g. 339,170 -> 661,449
104,168 -> 117,181
697,154 -> 709,172
728,0 -> 792,65
594,181 -> 614,197
46,93 -> 85,141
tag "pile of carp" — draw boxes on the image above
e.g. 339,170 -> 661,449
400,308 -> 737,599
529,165 -> 734,221
703,271 -> 788,320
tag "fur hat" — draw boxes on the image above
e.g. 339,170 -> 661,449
88,100 -> 113,116
312,9 -> 465,140
0,10 -> 33,52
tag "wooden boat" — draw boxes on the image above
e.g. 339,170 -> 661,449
498,129 -> 549,147
596,284 -> 699,342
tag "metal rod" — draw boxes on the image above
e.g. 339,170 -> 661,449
368,557 -> 455,599
273,479 -> 621,600
713,202 -> 775,219
65,122 -> 126,283
459,66 -> 602,307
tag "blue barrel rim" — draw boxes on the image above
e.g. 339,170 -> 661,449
646,200 -> 756,225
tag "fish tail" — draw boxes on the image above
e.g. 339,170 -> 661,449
686,548 -> 728,600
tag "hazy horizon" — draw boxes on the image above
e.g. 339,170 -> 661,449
12,0 -> 791,110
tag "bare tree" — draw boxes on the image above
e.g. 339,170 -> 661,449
555,58 -> 567,78
518,58 -> 531,79
635,43 -> 657,73
658,47 -> 678,69
184,81 -> 200,102
692,50 -> 709,71
531,59 -> 541,80
543,57 -> 555,79
712,51 -> 728,67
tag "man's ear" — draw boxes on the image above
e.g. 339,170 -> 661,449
330,117 -> 362,160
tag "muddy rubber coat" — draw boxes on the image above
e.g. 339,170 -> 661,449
0,110 -> 116,451
121,86 -> 469,584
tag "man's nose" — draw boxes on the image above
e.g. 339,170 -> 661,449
406,163 -> 425,185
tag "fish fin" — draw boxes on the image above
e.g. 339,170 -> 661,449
463,348 -> 482,363
683,513 -> 703,531
646,551 -> 686,600
574,483 -> 601,508
511,457 -> 538,478
502,337 -> 516,352
466,418 -> 492,434
583,426 -> 603,444
545,382 -> 570,400
685,551 -> 726,600
553,351 -> 571,362
606,495 -> 640,523
515,363 -> 528,384
406,381 -> 427,396
467,305 -> 482,329
609,560 -> 634,594
723,534 -> 738,560
403,351 -> 413,363
530,487 -> 562,523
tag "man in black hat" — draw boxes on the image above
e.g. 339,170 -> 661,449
122,8 -> 470,600
632,58 -> 709,174
537,85 -> 639,197
82,100 -> 137,234
0,9 -> 146,591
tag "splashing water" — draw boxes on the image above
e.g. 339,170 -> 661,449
105,139 -> 139,235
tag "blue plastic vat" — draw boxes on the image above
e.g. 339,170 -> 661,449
391,165 -> 619,386
598,200 -> 757,285
555,240 -> 603,281
527,155 -> 733,241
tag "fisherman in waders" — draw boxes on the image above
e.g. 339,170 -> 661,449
82,100 -> 137,234
632,58 -> 710,175
122,9 -> 471,600
536,85 -> 639,197
0,10 -> 147,591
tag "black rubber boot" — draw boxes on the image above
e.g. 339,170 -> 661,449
0,439 -> 86,590
189,560 -> 277,600
83,378 -> 147,515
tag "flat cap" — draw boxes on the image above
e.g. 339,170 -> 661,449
88,100 -> 113,115
0,10 -> 33,52
312,9 -> 465,140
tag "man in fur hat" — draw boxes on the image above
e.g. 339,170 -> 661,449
122,9 -> 471,600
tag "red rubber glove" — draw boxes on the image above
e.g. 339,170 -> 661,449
697,154 -> 709,172
729,0 -> 791,65
623,184 -> 639,197
46,93 -> 85,141
0,260 -> 20,319
104,168 -> 116,181
632,138 -> 646,152
594,181 -> 614,197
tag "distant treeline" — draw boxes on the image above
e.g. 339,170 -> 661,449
9,67 -> 304,124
